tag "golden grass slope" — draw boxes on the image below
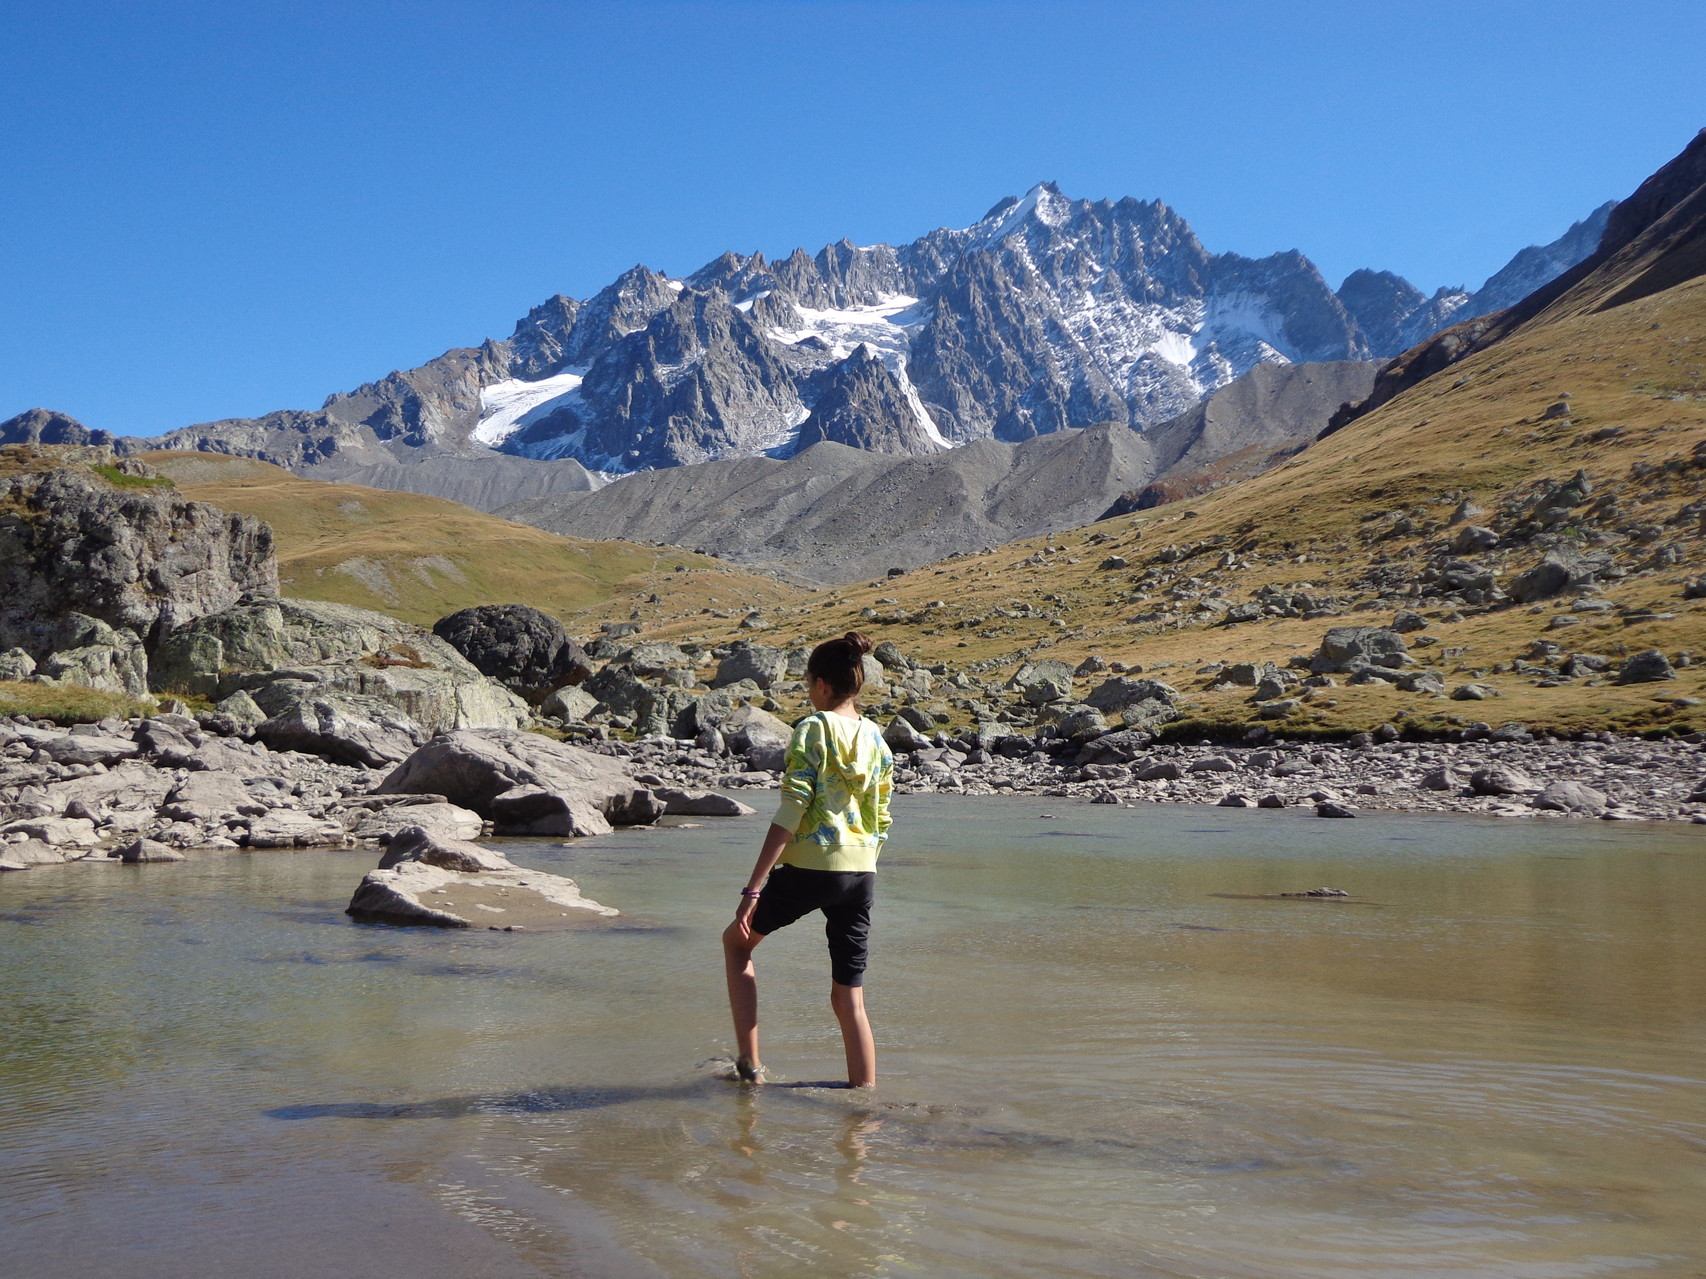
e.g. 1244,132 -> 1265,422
144,452 -> 804,631
629,267 -> 1706,738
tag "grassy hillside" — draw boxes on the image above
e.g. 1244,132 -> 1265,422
146,452 -> 805,631
627,267 -> 1706,738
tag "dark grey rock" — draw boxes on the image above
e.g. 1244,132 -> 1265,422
1617,649 -> 1676,684
431,604 -> 592,702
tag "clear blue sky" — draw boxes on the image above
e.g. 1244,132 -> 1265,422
4,0 -> 1703,436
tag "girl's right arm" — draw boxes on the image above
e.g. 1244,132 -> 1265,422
732,823 -> 793,933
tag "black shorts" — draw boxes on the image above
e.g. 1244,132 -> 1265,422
749,863 -> 875,987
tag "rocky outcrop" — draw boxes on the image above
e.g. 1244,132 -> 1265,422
0,448 -> 276,694
431,604 -> 592,702
375,728 -> 664,837
0,409 -> 124,449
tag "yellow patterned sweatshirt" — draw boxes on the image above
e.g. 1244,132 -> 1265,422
771,710 -> 894,873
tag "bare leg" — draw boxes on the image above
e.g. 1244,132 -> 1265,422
830,982 -> 876,1088
723,923 -> 764,1078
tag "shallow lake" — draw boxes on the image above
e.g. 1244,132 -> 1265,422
3,795 -> 1704,1278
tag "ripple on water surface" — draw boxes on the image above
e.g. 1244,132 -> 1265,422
2,796 -> 1704,1277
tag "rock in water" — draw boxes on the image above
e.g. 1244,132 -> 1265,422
377,825 -> 514,872
113,837 -> 186,863
431,604 -> 592,702
652,787 -> 757,817
347,835 -> 617,930
375,728 -> 663,837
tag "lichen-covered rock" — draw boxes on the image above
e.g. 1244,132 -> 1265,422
540,684 -> 599,722
431,604 -> 592,702
375,728 -> 662,837
152,597 -> 529,762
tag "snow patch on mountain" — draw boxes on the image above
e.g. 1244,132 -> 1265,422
769,295 -> 931,358
475,370 -> 587,446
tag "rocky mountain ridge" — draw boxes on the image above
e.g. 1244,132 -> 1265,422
5,184 -> 1614,512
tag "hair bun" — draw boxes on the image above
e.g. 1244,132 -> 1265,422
843,631 -> 874,656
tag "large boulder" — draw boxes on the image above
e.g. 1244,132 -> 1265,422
652,787 -> 757,817
161,771 -> 268,823
1617,649 -> 1676,684
1008,660 -> 1076,706
152,598 -> 530,762
252,686 -> 431,768
351,801 -> 484,843
712,643 -> 788,690
377,825 -> 512,872
1082,677 -> 1180,732
539,685 -> 599,722
582,665 -> 700,737
1506,548 -> 1611,603
375,728 -> 663,837
720,705 -> 792,770
430,604 -> 592,702
1532,780 -> 1608,814
23,614 -> 151,696
46,761 -> 175,814
1311,626 -> 1409,674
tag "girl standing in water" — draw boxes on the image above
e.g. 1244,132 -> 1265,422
722,632 -> 894,1087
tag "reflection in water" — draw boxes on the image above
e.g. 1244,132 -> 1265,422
2,796 -> 1705,1278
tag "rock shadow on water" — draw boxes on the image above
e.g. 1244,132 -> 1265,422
267,1079 -> 718,1121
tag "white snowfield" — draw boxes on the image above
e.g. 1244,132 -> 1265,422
766,295 -> 949,449
474,369 -> 586,446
